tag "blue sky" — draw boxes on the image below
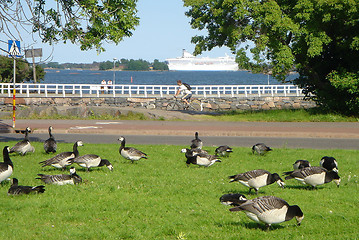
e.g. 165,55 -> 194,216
0,0 -> 233,64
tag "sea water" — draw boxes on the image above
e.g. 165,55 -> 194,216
44,69 -> 298,85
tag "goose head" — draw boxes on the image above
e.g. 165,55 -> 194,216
272,173 -> 285,188
69,167 -> 77,175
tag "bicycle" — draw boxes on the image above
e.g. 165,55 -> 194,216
166,97 -> 203,111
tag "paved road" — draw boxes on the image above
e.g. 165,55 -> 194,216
0,119 -> 358,149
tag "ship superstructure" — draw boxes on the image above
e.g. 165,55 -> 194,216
166,50 -> 238,71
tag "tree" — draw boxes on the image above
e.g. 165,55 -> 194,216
184,0 -> 359,114
0,55 -> 45,83
0,0 -> 140,52
152,59 -> 169,71
99,61 -> 114,71
124,59 -> 150,71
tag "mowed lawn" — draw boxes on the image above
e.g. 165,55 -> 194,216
0,141 -> 358,240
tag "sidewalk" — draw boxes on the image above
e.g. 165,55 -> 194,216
1,118 -> 359,139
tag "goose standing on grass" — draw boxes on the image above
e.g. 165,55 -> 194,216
118,136 -> 147,163
44,126 -> 57,153
229,196 -> 304,230
36,167 -> 82,185
182,148 -> 221,167
229,169 -> 285,194
8,178 -> 45,195
39,140 -> 83,170
293,160 -> 311,170
284,166 -> 340,188
215,145 -> 233,157
73,154 -> 113,171
220,193 -> 247,206
10,127 -> 35,155
320,156 -> 338,172
252,143 -> 272,155
190,132 -> 203,149
0,146 -> 13,183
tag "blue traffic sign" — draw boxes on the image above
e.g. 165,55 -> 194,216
8,40 -> 21,57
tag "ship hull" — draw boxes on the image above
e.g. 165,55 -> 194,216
167,62 -> 238,71
166,50 -> 238,71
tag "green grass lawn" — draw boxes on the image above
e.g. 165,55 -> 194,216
0,141 -> 358,239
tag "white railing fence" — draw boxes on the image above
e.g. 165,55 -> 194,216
0,83 -> 304,98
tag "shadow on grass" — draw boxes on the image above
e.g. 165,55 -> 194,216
216,220 -> 285,231
284,184 -> 318,190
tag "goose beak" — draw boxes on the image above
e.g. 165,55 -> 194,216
333,179 -> 341,187
277,180 -> 285,188
296,215 -> 304,226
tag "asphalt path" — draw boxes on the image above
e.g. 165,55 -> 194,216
2,133 -> 357,150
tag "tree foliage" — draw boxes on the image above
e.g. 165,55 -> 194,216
124,59 -> 150,71
184,0 -> 359,114
0,0 -> 140,52
0,55 -> 45,83
152,59 -> 169,71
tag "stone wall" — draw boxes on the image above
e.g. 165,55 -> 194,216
0,96 -> 316,118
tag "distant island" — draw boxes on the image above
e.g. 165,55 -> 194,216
40,58 -> 169,71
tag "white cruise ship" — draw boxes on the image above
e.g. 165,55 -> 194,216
165,49 -> 238,71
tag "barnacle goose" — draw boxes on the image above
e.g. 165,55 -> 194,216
0,146 -> 13,183
8,178 -> 45,195
74,154 -> 113,171
229,196 -> 304,229
10,127 -> 35,155
190,132 -> 203,149
39,140 -> 83,170
181,148 -> 221,167
220,193 -> 247,206
118,136 -> 147,163
215,145 -> 233,157
284,166 -> 340,188
229,169 -> 285,194
320,156 -> 338,172
293,160 -> 311,170
44,126 -> 57,153
252,143 -> 272,155
36,167 -> 82,185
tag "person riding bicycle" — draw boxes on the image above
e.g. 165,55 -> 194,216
174,80 -> 192,105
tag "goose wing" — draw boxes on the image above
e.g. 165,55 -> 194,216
37,173 -> 73,184
10,140 -> 28,152
74,154 -> 101,163
9,185 -> 45,195
231,196 -> 287,214
285,166 -> 325,179
231,169 -> 270,182
125,147 -> 147,157
39,151 -> 75,167
44,138 -> 57,153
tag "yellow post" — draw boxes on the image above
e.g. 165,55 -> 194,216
12,58 -> 16,128
12,88 -> 15,128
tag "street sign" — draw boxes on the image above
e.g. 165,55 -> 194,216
8,40 -> 21,57
25,48 -> 42,58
